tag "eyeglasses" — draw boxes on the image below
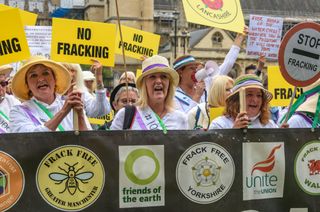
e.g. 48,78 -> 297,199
119,98 -> 136,104
0,81 -> 8,87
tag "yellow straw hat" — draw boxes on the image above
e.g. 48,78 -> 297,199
0,64 -> 13,76
12,56 -> 71,101
136,55 -> 179,90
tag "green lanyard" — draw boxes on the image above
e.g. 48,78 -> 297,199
33,100 -> 65,132
154,113 -> 167,134
0,110 -> 9,121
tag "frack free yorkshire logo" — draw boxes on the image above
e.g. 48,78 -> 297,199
36,145 -> 105,211
0,151 -> 24,212
185,0 -> 238,24
176,142 -> 235,204
295,141 -> 320,195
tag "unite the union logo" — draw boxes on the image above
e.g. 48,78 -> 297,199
243,143 -> 285,201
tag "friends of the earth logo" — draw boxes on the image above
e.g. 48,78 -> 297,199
185,0 -> 238,24
119,146 -> 165,208
243,143 -> 285,200
0,151 -> 25,212
36,145 -> 105,211
295,141 -> 320,195
176,142 -> 235,204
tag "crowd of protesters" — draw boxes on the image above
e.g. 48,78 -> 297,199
0,28 -> 319,133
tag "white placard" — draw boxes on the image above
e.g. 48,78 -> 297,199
25,26 -> 52,59
247,15 -> 283,60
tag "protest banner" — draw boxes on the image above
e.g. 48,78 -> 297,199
25,26 -> 52,58
51,18 -> 116,66
268,66 -> 303,107
0,4 -> 37,26
182,0 -> 245,33
247,15 -> 283,60
0,129 -> 319,211
278,22 -> 320,87
116,25 -> 160,60
0,9 -> 30,65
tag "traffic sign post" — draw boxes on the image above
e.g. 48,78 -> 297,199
278,22 -> 320,87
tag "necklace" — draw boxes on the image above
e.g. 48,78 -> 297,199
158,108 -> 167,118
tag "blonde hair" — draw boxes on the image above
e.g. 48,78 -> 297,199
208,75 -> 234,107
224,89 -> 271,125
136,76 -> 176,112
119,71 -> 136,84
60,63 -> 87,91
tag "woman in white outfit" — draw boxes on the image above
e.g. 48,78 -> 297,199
10,56 -> 91,132
111,55 -> 187,131
209,74 -> 278,129
187,75 -> 234,129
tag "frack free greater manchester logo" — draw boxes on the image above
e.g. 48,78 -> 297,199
176,142 -> 235,204
36,145 -> 105,211
185,0 -> 238,24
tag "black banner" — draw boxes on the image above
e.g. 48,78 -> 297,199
0,129 -> 319,211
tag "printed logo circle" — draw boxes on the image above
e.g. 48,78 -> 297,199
36,145 -> 105,211
176,142 -> 235,204
0,151 -> 25,212
295,140 -> 320,195
124,148 -> 160,185
278,22 -> 320,87
185,0 -> 238,24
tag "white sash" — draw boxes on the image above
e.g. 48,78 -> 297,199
175,88 -> 194,112
0,111 -> 10,133
131,106 -> 163,130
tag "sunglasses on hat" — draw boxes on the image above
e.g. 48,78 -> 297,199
0,81 -> 9,87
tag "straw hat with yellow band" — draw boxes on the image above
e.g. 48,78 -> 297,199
227,74 -> 273,102
0,64 -> 13,76
12,56 -> 71,101
136,55 -> 179,90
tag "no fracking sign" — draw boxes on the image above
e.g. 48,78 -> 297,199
278,22 -> 320,87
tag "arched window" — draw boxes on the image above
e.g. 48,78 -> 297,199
212,32 -> 223,45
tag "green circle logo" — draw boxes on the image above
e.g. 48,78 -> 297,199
124,149 -> 160,185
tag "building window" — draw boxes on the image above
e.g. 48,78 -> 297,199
212,32 -> 223,45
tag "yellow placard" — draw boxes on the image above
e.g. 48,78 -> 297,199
209,107 -> 225,121
115,25 -> 160,59
0,9 -> 30,65
268,66 -> 303,107
0,4 -> 37,25
51,18 -> 116,66
182,0 -> 245,33
136,69 -> 142,79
